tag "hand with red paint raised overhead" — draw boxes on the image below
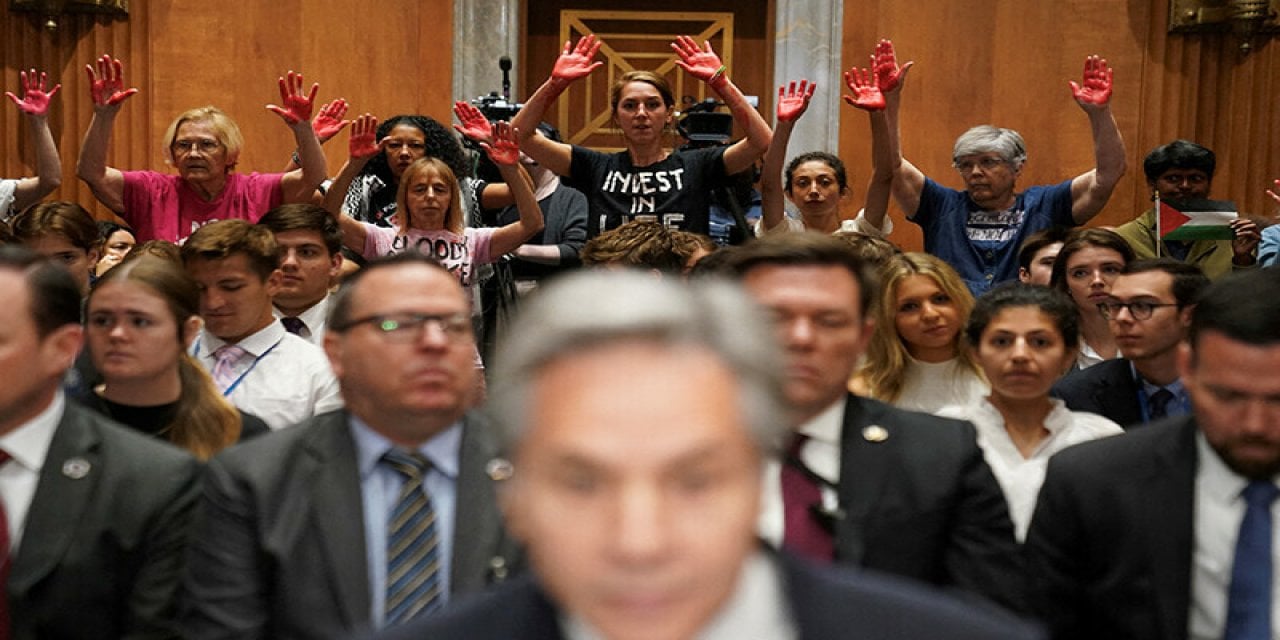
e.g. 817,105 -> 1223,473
266,71 -> 320,127
480,121 -> 521,166
453,100 -> 494,145
872,39 -> 913,94
842,66 -> 884,111
672,35 -> 726,85
6,68 -> 61,117
348,113 -> 381,160
777,80 -> 816,123
312,98 -> 351,143
551,34 -> 603,88
1069,55 -> 1113,111
84,54 -> 138,113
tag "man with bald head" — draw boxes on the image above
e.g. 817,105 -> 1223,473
181,253 -> 519,639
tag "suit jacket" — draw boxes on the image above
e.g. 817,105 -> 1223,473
1023,417 -> 1197,640
833,394 -> 1026,613
8,401 -> 201,640
1050,358 -> 1144,428
179,409 -> 520,640
370,551 -> 1045,640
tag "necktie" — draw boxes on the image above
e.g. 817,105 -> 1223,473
1148,388 -> 1176,421
1225,480 -> 1280,640
211,345 -> 247,391
382,449 -> 443,625
280,317 -> 306,336
1,450 -> 13,640
780,434 -> 834,562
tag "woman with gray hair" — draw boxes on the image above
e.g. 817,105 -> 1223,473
859,40 -> 1127,296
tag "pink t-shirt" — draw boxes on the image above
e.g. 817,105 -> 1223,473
121,171 -> 285,243
360,224 -> 495,288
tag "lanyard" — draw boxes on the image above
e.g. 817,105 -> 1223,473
194,337 -> 283,397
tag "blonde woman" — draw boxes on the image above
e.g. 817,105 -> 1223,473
853,252 -> 987,413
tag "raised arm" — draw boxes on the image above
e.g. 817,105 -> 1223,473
76,54 -> 138,214
870,40 -> 926,218
510,35 -> 602,177
1067,55 -> 1127,224
267,71 -> 328,203
842,63 -> 896,233
4,69 -> 62,214
323,113 -> 378,253
479,122 -> 544,257
672,36 -> 772,176
759,80 -> 815,232
281,98 -> 350,172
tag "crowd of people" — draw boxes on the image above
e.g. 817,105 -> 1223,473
2,34 -> 1280,640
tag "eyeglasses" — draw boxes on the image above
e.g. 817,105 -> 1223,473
334,312 -> 472,342
172,139 -> 222,155
953,157 -> 1007,173
1097,300 -> 1179,321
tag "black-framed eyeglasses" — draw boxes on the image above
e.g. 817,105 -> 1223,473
1097,300 -> 1179,321
333,312 -> 472,342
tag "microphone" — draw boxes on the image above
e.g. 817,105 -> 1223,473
499,56 -> 512,101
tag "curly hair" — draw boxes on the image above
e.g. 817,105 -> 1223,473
360,114 -> 472,185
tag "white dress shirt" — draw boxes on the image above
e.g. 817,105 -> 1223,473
894,358 -> 990,416
1190,434 -> 1280,639
0,391 -> 65,552
939,397 -> 1122,541
273,294 -> 330,347
758,397 -> 845,548
193,321 -> 343,430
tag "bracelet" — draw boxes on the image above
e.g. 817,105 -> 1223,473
291,150 -> 301,166
709,65 -> 727,84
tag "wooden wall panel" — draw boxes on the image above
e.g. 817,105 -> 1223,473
840,0 -> 1280,252
1,0 -> 453,220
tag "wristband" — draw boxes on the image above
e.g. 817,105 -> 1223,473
291,150 -> 301,166
709,65 -> 727,84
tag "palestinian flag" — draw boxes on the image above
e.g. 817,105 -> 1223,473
1158,197 -> 1237,241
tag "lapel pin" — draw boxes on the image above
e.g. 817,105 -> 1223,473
862,425 -> 889,443
486,458 -> 514,481
62,457 -> 91,479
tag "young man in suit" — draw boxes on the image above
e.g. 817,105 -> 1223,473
374,270 -> 1043,640
1052,258 -> 1209,428
1026,267 -> 1280,639
258,203 -> 345,346
180,253 -> 520,638
0,247 -> 200,639
728,232 -> 1025,613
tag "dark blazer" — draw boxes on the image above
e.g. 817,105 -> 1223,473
1050,358 -> 1145,428
1024,417 -> 1197,640
8,400 -> 201,640
371,552 -> 1045,640
834,394 -> 1026,613
179,409 -> 520,640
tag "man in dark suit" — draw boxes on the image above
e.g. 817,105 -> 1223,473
0,247 -> 200,639
1051,258 -> 1209,428
728,233 -> 1025,613
376,270 -> 1043,640
180,253 -> 519,638
1026,268 -> 1280,639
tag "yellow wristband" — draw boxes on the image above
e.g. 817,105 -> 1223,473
709,65 -> 727,83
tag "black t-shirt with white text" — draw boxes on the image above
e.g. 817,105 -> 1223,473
565,145 -> 728,236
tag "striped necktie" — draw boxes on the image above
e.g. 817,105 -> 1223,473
381,448 -> 444,626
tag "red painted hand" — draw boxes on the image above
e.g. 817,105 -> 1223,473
452,100 -> 494,144
777,80 -> 816,123
313,98 -> 351,143
348,113 -> 381,159
5,69 -> 60,117
84,54 -> 138,110
266,71 -> 320,125
552,35 -> 603,86
872,39 -> 913,93
671,35 -> 724,83
842,67 -> 885,111
481,121 -> 520,166
1070,55 -> 1113,107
